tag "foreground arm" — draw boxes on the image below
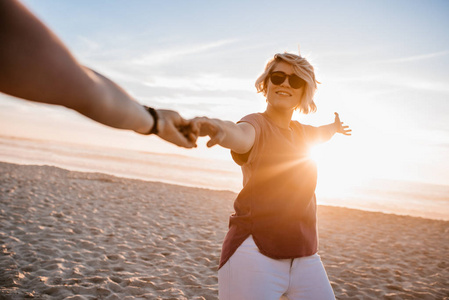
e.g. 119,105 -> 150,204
0,0 -> 195,148
190,117 -> 256,154
0,0 -> 152,133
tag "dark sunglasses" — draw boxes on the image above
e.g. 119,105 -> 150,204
269,71 -> 305,89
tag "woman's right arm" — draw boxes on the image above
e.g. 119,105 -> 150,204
190,117 -> 256,154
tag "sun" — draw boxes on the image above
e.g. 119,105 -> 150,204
309,138 -> 366,201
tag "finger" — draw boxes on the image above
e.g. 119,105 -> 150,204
179,125 -> 192,140
187,131 -> 198,144
182,123 -> 196,136
179,125 -> 198,144
207,136 -> 221,147
169,125 -> 197,148
177,136 -> 197,148
189,119 -> 200,134
207,130 -> 225,148
180,123 -> 197,143
190,118 -> 211,136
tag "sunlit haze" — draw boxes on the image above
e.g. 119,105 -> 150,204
1,1 -> 448,211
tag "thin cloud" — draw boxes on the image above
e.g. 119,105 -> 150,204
317,46 -> 386,60
374,50 -> 449,64
143,74 -> 253,92
333,74 -> 449,94
132,39 -> 239,66
76,36 -> 101,53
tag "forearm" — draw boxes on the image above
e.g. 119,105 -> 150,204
76,68 -> 154,134
213,120 -> 248,151
197,118 -> 254,153
315,123 -> 338,143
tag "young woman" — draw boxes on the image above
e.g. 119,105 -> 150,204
192,52 -> 351,300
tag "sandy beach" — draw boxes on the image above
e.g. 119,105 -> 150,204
0,162 -> 448,299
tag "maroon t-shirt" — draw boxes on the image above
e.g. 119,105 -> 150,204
219,113 -> 330,269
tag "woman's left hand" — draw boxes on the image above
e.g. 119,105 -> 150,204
334,112 -> 352,136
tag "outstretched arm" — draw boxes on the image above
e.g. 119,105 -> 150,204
306,112 -> 352,144
190,117 -> 256,154
0,0 -> 196,148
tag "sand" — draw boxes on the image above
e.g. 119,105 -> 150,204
0,162 -> 448,300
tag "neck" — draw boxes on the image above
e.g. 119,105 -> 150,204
264,105 -> 294,129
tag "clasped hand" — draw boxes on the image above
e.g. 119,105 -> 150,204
155,112 -> 224,149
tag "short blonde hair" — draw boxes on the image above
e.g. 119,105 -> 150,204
255,52 -> 318,114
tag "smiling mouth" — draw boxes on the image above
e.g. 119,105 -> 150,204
276,91 -> 291,96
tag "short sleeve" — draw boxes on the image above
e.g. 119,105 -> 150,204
230,113 -> 263,166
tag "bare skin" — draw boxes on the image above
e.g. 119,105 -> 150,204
0,0 -> 196,148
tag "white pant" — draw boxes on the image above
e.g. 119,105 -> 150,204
218,236 -> 335,300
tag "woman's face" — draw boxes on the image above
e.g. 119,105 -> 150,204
266,61 -> 304,112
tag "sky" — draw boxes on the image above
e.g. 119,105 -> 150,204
1,0 -> 449,187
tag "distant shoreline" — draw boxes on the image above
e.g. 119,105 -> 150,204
1,161 -> 448,222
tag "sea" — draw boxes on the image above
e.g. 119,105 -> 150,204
1,135 -> 448,221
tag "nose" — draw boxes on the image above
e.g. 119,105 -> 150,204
279,76 -> 290,88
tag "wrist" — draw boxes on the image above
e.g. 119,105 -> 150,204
142,106 -> 159,135
334,121 -> 339,132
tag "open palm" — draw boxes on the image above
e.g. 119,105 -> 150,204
334,112 -> 352,136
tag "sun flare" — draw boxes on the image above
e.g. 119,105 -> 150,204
309,139 -> 366,201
